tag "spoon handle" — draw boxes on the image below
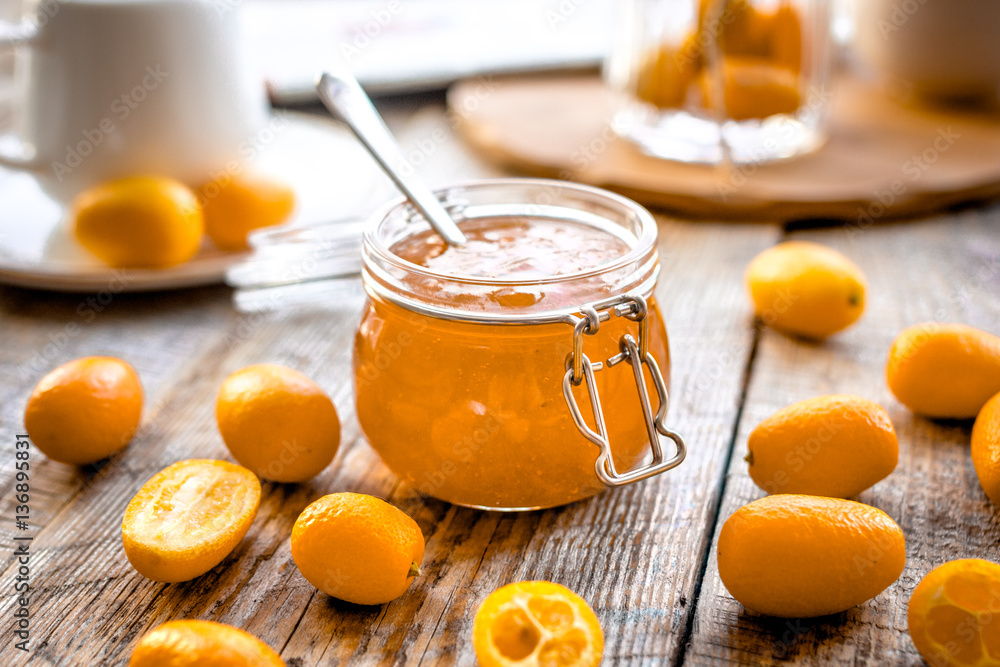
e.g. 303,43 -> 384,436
316,72 -> 467,246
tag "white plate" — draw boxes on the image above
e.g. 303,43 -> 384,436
0,112 -> 382,292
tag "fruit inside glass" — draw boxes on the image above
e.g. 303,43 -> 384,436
605,0 -> 833,164
353,179 -> 684,510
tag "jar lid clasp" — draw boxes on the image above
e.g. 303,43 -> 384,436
561,295 -> 686,487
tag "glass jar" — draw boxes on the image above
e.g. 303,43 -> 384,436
605,0 -> 834,164
353,179 -> 686,511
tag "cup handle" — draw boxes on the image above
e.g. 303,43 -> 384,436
0,19 -> 38,169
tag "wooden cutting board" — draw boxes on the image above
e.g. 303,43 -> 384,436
448,74 -> 1000,221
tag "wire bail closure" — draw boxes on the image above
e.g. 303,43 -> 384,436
561,294 -> 686,487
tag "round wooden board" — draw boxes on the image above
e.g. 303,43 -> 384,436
448,74 -> 1000,221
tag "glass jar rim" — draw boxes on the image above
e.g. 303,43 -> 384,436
361,178 -> 660,324
365,178 -> 657,282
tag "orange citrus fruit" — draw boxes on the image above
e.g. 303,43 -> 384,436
973,392 -> 1000,507
702,57 -> 802,121
216,364 -> 340,483
887,323 -> 1000,419
907,559 -> 1000,667
122,459 -> 260,583
746,394 -> 898,498
636,38 -> 700,109
700,0 -> 768,57
72,175 -> 204,268
290,492 -> 424,605
24,356 -> 143,465
129,619 -> 284,666
717,494 -> 906,618
766,4 -> 803,72
472,581 -> 604,667
746,241 -> 867,340
197,174 -> 295,251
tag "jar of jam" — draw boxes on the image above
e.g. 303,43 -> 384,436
353,179 -> 685,510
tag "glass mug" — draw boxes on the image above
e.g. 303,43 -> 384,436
353,179 -> 686,511
606,0 -> 834,164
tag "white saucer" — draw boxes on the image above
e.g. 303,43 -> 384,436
0,112 -> 382,292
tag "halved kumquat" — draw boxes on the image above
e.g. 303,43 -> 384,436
473,581 -> 604,667
122,459 -> 260,583
908,559 -> 1000,667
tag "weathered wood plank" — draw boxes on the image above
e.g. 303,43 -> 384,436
684,204 -> 1000,665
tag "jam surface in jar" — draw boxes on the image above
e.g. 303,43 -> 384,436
354,215 -> 669,510
392,217 -> 632,279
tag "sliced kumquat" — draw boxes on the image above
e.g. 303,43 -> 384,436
473,581 -> 604,667
122,459 -> 260,583
908,559 -> 1000,667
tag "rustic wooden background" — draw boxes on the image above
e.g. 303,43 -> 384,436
1,91 -> 998,666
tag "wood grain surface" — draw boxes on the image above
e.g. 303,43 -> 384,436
0,95 -> 998,667
687,208 -> 1000,665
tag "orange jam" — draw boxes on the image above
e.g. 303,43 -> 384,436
354,213 -> 670,510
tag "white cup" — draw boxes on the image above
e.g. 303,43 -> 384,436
853,0 -> 1000,104
0,0 -> 269,202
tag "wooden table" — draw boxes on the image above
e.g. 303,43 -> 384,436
1,94 -> 998,666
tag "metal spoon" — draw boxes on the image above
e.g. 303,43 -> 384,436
316,72 -> 467,246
